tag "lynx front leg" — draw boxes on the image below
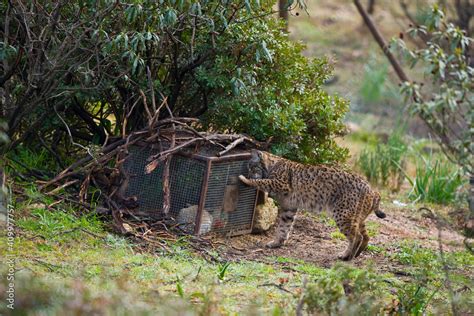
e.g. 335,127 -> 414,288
266,208 -> 297,248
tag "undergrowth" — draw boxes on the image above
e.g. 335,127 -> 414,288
1,149 -> 472,315
357,129 -> 407,190
406,156 -> 465,205
356,128 -> 466,205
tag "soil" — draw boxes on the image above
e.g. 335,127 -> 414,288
216,204 -> 468,274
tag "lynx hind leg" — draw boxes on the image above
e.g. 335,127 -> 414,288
354,195 -> 374,257
355,223 -> 370,258
335,214 -> 363,261
266,208 -> 297,248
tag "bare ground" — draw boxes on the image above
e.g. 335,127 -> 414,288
216,204 -> 468,274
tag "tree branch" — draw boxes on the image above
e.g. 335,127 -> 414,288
353,0 -> 409,82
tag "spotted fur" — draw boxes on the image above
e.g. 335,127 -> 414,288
239,150 -> 386,261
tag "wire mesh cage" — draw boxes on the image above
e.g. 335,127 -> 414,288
123,143 -> 258,236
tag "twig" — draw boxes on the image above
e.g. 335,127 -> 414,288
296,276 -> 308,316
217,136 -> 248,156
54,105 -> 96,159
155,91 -> 176,216
7,156 -> 50,180
31,258 -> 62,272
138,88 -> 153,126
36,132 -> 66,169
45,179 -> 79,195
62,197 -> 109,214
258,283 -> 294,294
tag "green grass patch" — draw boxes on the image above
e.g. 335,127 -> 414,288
406,156 -> 465,205
311,211 -> 337,228
3,185 -> 473,315
330,231 -> 346,240
17,206 -> 103,244
366,221 -> 380,237
393,241 -> 473,276
366,244 -> 384,254
356,128 -> 407,189
347,130 -> 380,146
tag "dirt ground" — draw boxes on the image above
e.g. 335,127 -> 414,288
216,204 -> 467,273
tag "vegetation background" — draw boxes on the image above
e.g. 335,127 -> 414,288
0,0 -> 473,315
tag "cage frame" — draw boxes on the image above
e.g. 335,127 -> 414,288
178,151 -> 258,236
127,140 -> 259,236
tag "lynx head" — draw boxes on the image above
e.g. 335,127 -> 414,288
247,149 -> 279,179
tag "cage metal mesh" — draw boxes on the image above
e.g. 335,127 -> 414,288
123,145 -> 257,235
124,146 -> 205,218
204,160 -> 257,235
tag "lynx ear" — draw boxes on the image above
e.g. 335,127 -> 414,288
250,149 -> 260,162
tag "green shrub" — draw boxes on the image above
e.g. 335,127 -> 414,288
2,0 -> 348,165
357,130 -> 407,190
359,55 -> 389,104
393,5 -> 473,176
201,17 -> 349,164
302,265 -> 387,315
347,130 -> 379,146
396,283 -> 439,316
406,156 -> 464,204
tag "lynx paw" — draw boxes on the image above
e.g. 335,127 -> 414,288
265,240 -> 283,249
337,252 -> 354,261
239,175 -> 250,185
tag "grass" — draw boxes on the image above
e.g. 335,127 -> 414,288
393,240 -> 474,274
1,134 -> 471,314
330,231 -> 346,240
0,196 -> 302,314
302,264 -> 393,315
359,54 -> 390,104
353,125 -> 466,207
311,211 -> 337,228
406,156 -> 465,204
346,129 -> 380,146
356,129 -> 407,190
366,221 -> 380,237
1,183 -> 473,315
387,240 -> 473,314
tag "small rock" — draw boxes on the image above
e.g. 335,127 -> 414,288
252,193 -> 278,233
392,200 -> 407,207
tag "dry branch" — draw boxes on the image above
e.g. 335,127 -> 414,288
296,276 -> 308,316
217,136 -> 250,156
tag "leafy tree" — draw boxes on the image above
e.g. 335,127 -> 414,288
393,5 -> 472,177
199,18 -> 348,163
392,5 -> 473,233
